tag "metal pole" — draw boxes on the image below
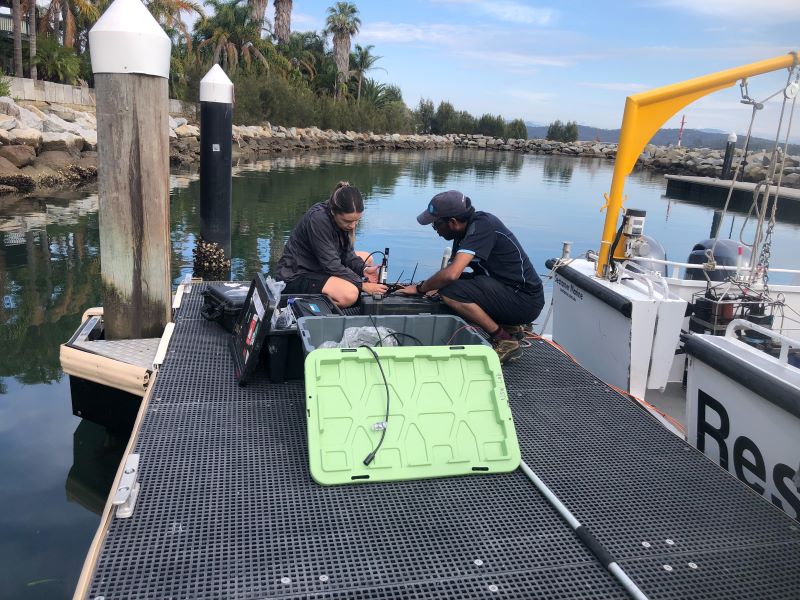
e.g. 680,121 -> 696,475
90,0 -> 172,339
199,65 -> 234,261
710,210 -> 722,239
721,132 -> 737,179
519,460 -> 651,600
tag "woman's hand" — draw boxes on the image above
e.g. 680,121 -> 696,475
363,282 -> 388,295
363,265 -> 379,283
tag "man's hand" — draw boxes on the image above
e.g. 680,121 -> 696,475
363,282 -> 388,295
363,265 -> 379,283
397,284 -> 419,295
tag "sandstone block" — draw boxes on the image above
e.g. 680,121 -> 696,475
41,132 -> 84,154
16,105 -> 44,130
43,113 -> 80,134
37,150 -> 76,169
0,114 -> 16,131
0,155 -> 34,190
8,128 -> 42,149
175,124 -> 200,138
0,145 -> 36,167
0,97 -> 20,117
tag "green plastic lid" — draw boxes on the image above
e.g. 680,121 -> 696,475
305,345 -> 521,485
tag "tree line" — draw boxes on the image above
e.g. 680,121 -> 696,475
3,0 -> 529,136
414,99 -> 528,140
546,120 -> 578,142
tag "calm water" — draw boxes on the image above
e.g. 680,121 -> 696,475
1,149 -> 798,597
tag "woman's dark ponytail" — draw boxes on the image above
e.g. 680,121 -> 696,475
329,181 -> 364,214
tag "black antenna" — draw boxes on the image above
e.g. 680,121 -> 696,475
409,262 -> 418,284
392,270 -> 404,286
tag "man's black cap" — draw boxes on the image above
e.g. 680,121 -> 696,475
417,190 -> 472,225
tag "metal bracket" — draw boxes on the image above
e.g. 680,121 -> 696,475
113,454 -> 140,519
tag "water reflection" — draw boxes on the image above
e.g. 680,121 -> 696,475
664,184 -> 800,225
66,420 -> 128,515
542,155 -> 574,185
1,220 -> 101,389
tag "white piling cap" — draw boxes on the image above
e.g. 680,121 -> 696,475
89,0 -> 171,78
728,132 -> 738,143
200,65 -> 234,104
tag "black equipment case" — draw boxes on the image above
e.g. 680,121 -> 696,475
201,283 -> 251,333
202,282 -> 341,335
360,293 -> 453,316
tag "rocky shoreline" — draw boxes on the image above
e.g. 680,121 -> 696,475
1,97 -> 798,195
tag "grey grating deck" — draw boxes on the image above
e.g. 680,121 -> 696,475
84,284 -> 800,599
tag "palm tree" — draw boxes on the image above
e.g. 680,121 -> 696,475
12,0 -> 24,76
27,0 -> 37,79
196,0 -> 287,74
350,43 -> 383,103
147,0 -> 204,52
281,31 -> 318,81
246,0 -> 267,29
359,78 -> 402,110
324,1 -> 360,99
273,0 -> 291,45
39,0 -> 99,48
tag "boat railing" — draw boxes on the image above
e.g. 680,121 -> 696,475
725,319 -> 800,364
627,256 -> 800,278
619,260 -> 671,298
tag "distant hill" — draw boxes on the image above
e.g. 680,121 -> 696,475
526,125 -> 800,155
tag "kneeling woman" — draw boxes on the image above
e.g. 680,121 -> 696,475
276,182 -> 387,307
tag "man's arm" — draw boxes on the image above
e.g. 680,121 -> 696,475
401,252 -> 473,295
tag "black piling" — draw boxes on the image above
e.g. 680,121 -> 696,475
197,65 -> 233,279
721,132 -> 737,180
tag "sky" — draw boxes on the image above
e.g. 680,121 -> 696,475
289,0 -> 800,139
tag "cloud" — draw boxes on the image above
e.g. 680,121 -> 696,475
292,12 -> 324,32
430,0 -> 556,25
506,90 -> 554,103
579,82 -> 649,92
360,22 -> 575,73
656,0 -> 799,24
359,22 -> 475,45
457,49 -> 572,71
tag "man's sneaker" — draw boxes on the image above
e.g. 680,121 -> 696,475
493,339 -> 523,364
503,325 -> 526,341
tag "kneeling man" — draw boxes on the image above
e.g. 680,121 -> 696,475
401,191 -> 544,363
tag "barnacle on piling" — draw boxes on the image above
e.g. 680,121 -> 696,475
193,238 -> 231,280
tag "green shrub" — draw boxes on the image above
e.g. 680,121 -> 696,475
35,36 -> 81,85
0,75 -> 10,98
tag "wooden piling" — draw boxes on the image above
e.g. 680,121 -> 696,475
95,74 -> 171,339
89,0 -> 172,340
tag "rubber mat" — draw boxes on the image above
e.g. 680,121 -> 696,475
305,346 -> 520,485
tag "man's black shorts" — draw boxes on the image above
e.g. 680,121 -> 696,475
282,273 -> 331,295
440,275 -> 544,325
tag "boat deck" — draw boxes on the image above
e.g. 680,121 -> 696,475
79,284 -> 800,599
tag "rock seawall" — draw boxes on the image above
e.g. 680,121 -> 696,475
1,97 -> 798,195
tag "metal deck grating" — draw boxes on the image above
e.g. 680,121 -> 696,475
85,285 -> 800,599
507,339 -> 800,598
